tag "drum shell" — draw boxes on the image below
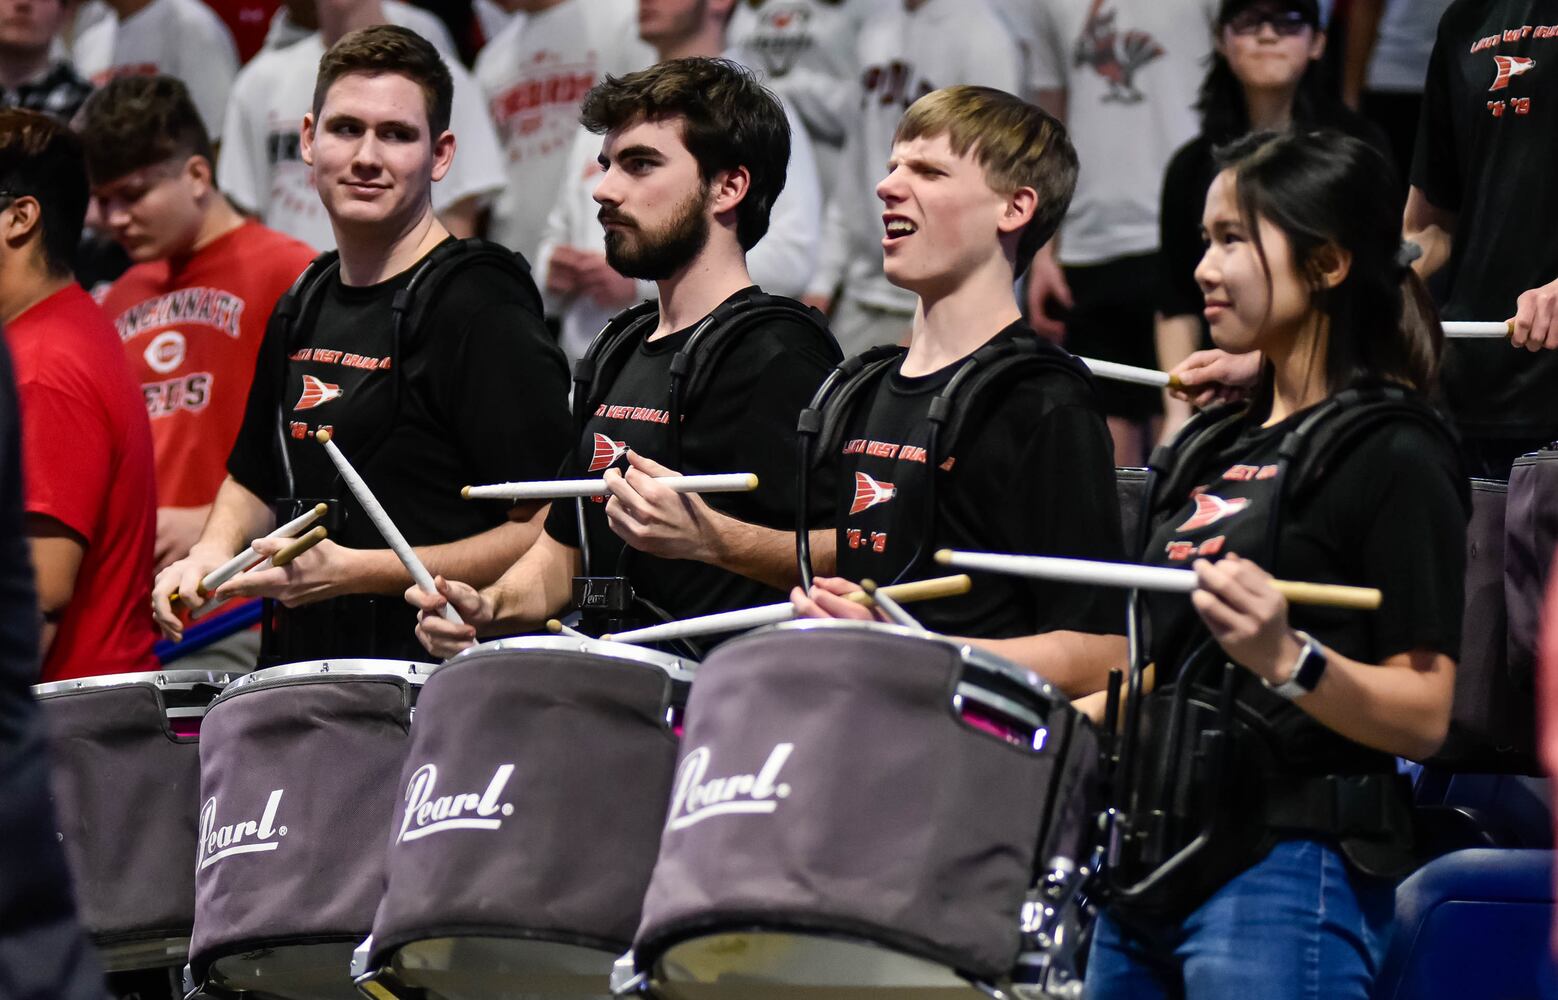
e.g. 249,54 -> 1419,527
38,682 -> 208,944
634,624 -> 1064,981
368,646 -> 681,965
189,672 -> 417,978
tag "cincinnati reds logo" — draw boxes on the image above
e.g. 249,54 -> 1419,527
587,433 -> 628,472
849,472 -> 897,515
1491,54 -> 1536,91
294,374 -> 343,410
1175,493 -> 1249,532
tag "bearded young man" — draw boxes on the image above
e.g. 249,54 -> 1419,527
410,56 -> 841,657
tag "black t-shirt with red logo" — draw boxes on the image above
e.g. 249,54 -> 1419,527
1414,0 -> 1558,440
542,288 -> 841,624
1142,408 -> 1467,704
227,242 -> 573,656
830,323 -> 1125,640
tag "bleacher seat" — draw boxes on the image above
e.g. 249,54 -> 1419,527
1374,849 -> 1556,1000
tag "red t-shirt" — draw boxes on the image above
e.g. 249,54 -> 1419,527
100,220 -> 316,508
6,284 -> 159,682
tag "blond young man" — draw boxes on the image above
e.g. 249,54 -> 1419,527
793,85 -> 1125,695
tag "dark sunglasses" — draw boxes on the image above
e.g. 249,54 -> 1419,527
1225,8 -> 1313,35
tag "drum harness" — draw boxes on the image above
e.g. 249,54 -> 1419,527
568,290 -> 837,645
262,239 -> 542,661
1099,383 -> 1465,923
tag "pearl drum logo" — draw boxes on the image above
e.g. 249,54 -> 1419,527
198,790 -> 288,870
666,743 -> 794,832
396,763 -> 516,843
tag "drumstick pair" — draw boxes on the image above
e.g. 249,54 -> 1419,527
172,502 -> 329,607
190,527 -> 330,620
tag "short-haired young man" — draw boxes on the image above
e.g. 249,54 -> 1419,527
411,57 -> 841,657
218,0 -> 504,250
82,76 -> 317,666
794,86 -> 1125,695
0,109 -> 160,683
0,0 -> 92,121
153,26 -> 572,663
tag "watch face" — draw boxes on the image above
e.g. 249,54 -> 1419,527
1294,641 -> 1327,691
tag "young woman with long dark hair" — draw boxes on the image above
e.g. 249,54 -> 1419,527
1085,128 -> 1467,999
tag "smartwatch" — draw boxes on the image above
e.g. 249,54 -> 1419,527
1264,630 -> 1327,700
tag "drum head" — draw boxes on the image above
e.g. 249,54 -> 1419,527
208,943 -> 360,1000
368,937 -> 617,998
652,932 -> 998,1000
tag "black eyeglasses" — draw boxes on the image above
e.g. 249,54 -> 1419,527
1225,8 -> 1313,35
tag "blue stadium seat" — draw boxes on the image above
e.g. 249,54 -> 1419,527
1374,849 -> 1556,1000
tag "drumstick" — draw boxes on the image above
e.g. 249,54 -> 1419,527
604,574 -> 973,644
934,550 -> 1380,610
546,618 -> 589,639
191,502 -> 329,598
190,527 -> 329,621
860,579 -> 928,633
462,473 -> 757,501
316,429 -> 462,625
1078,357 -> 1185,391
1442,321 -> 1512,338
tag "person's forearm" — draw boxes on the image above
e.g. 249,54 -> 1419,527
344,511 -> 549,597
966,630 -> 1126,699
1283,647 -> 1454,761
193,476 -> 274,558
484,531 -> 580,633
1341,0 -> 1384,108
705,511 -> 834,590
1404,187 -> 1456,281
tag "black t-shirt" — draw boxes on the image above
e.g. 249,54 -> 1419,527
542,288 -> 841,623
228,240 -> 573,659
830,324 -> 1126,639
1157,113 -> 1394,334
1414,0 -> 1558,438
1142,404 -> 1467,770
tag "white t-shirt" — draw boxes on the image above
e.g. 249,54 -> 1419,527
71,0 -> 239,139
728,0 -> 886,198
1366,0 -> 1454,93
1029,0 -> 1217,265
534,90 -> 822,364
810,0 -> 1021,313
260,0 -> 458,57
217,25 -> 506,251
473,0 -> 652,263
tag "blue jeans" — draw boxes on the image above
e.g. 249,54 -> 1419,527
1085,839 -> 1396,1000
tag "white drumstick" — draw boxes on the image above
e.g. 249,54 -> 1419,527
316,429 -> 462,625
546,618 -> 590,639
934,550 -> 1380,610
1443,321 -> 1513,338
463,473 -> 757,502
605,574 -> 972,644
1078,357 -> 1185,390
198,502 -> 328,597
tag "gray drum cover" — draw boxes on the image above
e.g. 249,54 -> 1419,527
189,676 -> 414,978
369,650 -> 679,964
634,627 -> 1059,981
39,684 -> 201,943
1036,713 -> 1101,871
1507,449 -> 1558,693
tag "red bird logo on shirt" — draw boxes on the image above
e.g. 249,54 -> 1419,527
294,374 -> 343,410
1490,55 -> 1536,91
850,472 -> 898,515
587,433 -> 629,472
1175,493 -> 1250,532
1073,1 -> 1165,103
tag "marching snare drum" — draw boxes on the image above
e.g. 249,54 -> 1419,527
186,659 -> 430,1000
34,669 -> 241,973
355,636 -> 694,999
626,619 -> 1095,999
